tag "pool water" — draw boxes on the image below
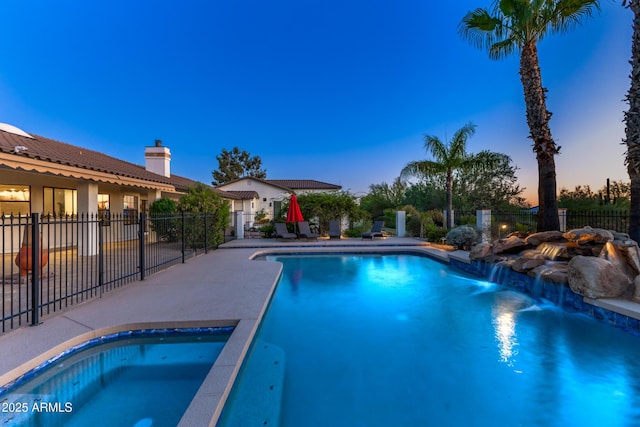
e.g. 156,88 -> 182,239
0,331 -> 230,427
220,254 -> 640,427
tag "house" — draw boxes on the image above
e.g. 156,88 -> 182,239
0,122 -> 240,251
215,177 -> 341,227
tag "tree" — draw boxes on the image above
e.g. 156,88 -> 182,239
293,192 -> 364,235
624,0 -> 640,241
459,0 -> 600,231
148,197 -> 179,242
455,151 -> 528,210
558,185 -> 600,210
211,147 -> 266,186
400,122 -> 500,228
359,177 -> 408,220
178,183 -> 231,247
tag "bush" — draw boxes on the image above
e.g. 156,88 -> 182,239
149,198 -> 180,242
259,223 -> 276,238
344,224 -> 369,238
445,225 -> 479,250
425,224 -> 448,243
458,214 -> 476,226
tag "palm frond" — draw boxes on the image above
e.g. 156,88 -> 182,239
489,37 -> 518,60
551,0 -> 601,33
423,135 -> 448,163
400,160 -> 447,180
449,122 -> 476,160
459,8 -> 502,51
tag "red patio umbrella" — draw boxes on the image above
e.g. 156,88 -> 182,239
286,194 -> 304,233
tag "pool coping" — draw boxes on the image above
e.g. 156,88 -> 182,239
1,241 -> 640,426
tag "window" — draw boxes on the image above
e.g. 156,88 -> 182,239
44,187 -> 77,216
98,194 -> 110,225
0,185 -> 30,216
123,195 -> 138,225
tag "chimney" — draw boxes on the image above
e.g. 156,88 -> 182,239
145,139 -> 171,177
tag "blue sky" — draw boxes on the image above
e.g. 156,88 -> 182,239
0,1 -> 632,203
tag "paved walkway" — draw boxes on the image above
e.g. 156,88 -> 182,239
0,237 -> 450,426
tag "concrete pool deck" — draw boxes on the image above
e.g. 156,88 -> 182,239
2,235 -> 640,426
0,237 -> 456,426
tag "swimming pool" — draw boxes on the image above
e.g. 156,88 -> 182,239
0,327 -> 232,427
219,253 -> 640,427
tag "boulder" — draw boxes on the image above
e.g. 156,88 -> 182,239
599,241 -> 637,281
613,231 -> 631,241
492,236 -> 529,255
634,275 -> 640,303
567,256 -> 632,299
469,243 -> 493,260
563,226 -> 614,245
610,240 -> 640,275
528,262 -> 569,284
512,255 -> 546,273
524,231 -> 564,246
537,242 -> 571,261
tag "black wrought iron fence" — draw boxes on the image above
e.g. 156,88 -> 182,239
564,210 -> 629,233
453,211 -> 477,227
491,210 -> 537,240
1,211 -> 227,333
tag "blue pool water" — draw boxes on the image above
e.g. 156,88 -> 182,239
219,254 -> 640,427
0,328 -> 231,427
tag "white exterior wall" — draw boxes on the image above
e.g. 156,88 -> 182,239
217,179 -> 291,225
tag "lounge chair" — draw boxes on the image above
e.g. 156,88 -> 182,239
275,223 -> 297,240
361,220 -> 384,239
297,221 -> 319,241
328,220 -> 341,239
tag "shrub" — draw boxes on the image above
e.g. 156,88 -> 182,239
458,214 -> 476,226
445,225 -> 479,250
425,224 -> 448,243
148,198 -> 180,242
344,224 -> 368,238
259,223 -> 276,238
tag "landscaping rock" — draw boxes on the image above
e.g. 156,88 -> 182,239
492,236 -> 529,254
634,275 -> 640,303
524,231 -> 564,246
512,255 -> 546,273
537,242 -> 571,261
599,241 -> 637,281
528,262 -> 569,284
469,243 -> 493,260
563,226 -> 614,245
567,256 -> 632,299
613,231 -> 632,241
610,240 -> 640,275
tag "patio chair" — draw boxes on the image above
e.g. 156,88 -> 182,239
361,220 -> 385,239
297,221 -> 319,241
275,223 -> 297,240
329,220 -> 341,239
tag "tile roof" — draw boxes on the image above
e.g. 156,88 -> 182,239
0,127 -> 237,197
265,179 -> 341,190
216,176 -> 341,192
225,190 -> 259,200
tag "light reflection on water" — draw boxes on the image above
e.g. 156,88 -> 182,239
225,254 -> 640,427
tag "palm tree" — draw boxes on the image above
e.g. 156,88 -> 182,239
459,0 -> 600,232
624,0 -> 640,242
401,122 -> 499,229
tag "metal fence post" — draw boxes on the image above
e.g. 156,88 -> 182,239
181,211 -> 186,264
139,212 -> 146,280
204,211 -> 208,254
30,213 -> 40,326
98,215 -> 104,295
